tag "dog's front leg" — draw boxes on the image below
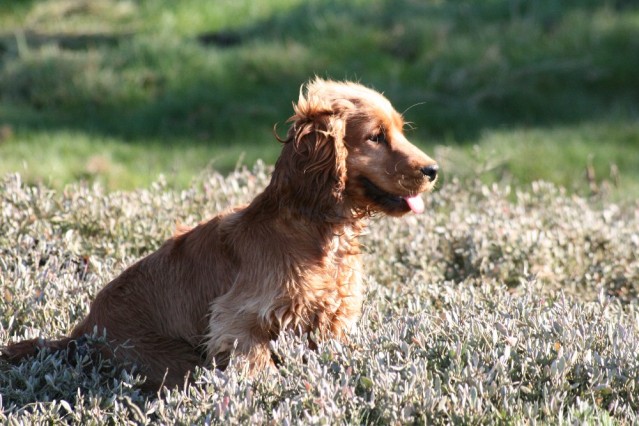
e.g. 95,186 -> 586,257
205,296 -> 275,374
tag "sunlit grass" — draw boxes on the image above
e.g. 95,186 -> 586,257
1,2 -> 638,421
0,129 -> 281,190
435,120 -> 639,199
0,0 -> 637,197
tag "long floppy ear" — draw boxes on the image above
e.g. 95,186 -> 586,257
273,93 -> 349,216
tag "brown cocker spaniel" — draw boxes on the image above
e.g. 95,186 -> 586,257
2,78 -> 438,390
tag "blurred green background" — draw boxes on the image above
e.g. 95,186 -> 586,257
0,0 -> 637,197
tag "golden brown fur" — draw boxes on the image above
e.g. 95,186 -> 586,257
1,78 -> 438,390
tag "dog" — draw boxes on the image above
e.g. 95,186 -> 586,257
1,78 -> 438,390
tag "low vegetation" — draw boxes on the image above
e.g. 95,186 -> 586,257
1,166 -> 638,423
1,0 -> 638,423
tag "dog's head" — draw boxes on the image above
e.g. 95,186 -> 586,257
277,78 -> 438,217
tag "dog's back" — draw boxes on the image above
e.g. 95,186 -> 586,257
2,79 -> 437,390
3,211 -> 238,389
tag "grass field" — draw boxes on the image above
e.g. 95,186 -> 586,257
1,0 -> 639,423
1,168 -> 638,423
0,0 -> 638,197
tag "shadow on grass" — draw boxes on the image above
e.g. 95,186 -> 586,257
0,337 -> 152,415
0,0 -> 637,146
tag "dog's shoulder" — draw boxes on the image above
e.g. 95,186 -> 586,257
173,222 -> 192,238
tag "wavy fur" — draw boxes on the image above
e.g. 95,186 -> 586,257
1,78 -> 438,390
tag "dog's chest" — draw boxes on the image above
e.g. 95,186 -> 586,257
273,232 -> 363,337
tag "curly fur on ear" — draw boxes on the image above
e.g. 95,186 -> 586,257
268,84 -> 349,217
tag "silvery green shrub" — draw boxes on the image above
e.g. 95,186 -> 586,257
1,165 -> 638,424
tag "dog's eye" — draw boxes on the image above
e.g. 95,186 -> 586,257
369,133 -> 386,144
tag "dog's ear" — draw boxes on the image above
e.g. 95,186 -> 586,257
273,94 -> 349,215
292,110 -> 347,188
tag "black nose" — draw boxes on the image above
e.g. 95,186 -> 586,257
420,164 -> 439,181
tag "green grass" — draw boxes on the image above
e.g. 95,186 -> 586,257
1,169 -> 638,423
440,120 -> 639,195
0,0 -> 638,195
2,3 -> 638,421
0,127 -> 280,189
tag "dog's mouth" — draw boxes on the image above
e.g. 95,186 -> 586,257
359,177 -> 425,215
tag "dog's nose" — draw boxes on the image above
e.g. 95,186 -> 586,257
420,164 -> 439,181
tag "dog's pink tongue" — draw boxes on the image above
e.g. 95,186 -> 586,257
403,195 -> 424,214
